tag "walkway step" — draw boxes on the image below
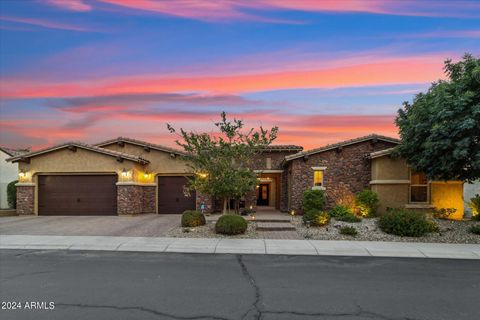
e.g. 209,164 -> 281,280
252,218 -> 291,223
256,222 -> 296,231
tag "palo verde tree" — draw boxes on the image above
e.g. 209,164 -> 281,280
395,53 -> 480,182
168,112 -> 278,214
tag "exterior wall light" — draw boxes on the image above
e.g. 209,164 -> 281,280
121,168 -> 128,177
198,172 -> 208,178
19,170 -> 26,178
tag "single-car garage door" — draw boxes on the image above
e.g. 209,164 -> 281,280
157,176 -> 196,214
38,175 -> 117,216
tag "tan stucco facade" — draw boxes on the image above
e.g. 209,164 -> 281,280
371,155 -> 464,219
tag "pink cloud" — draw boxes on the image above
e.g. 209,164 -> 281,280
0,15 -> 90,32
0,55 -> 445,99
94,0 -> 480,21
46,0 -> 92,12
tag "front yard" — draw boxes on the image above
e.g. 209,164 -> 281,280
166,215 -> 480,244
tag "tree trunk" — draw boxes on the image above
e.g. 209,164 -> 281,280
223,198 -> 228,215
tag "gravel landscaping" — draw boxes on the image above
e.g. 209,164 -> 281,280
293,217 -> 480,244
166,214 -> 480,243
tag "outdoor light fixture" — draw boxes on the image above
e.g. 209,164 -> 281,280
198,172 -> 208,178
121,168 -> 127,177
144,171 -> 150,178
18,170 -> 25,178
290,210 -> 295,216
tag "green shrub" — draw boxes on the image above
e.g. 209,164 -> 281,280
469,194 -> 480,220
339,226 -> 358,236
303,210 -> 330,227
433,208 -> 456,220
302,189 -> 326,213
355,189 -> 379,217
329,205 -> 352,218
181,210 -> 206,227
378,209 -> 432,237
469,225 -> 480,235
7,180 -> 17,209
215,214 -> 248,235
336,213 -> 362,223
426,220 -> 439,233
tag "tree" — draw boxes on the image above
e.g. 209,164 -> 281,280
168,112 -> 278,214
395,53 -> 480,182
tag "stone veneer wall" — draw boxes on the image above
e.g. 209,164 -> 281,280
16,185 -> 34,215
288,140 -> 398,214
196,192 -> 213,213
117,184 -> 149,215
142,186 -> 156,214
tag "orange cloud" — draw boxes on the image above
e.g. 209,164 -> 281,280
0,56 -> 444,99
46,0 -> 92,12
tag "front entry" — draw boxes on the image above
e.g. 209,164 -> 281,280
256,183 -> 270,206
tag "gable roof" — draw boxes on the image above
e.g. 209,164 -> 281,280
0,146 -> 30,157
95,137 -> 186,156
285,134 -> 401,161
6,142 -> 149,164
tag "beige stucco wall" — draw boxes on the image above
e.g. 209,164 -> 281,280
371,156 -> 409,181
17,147 -> 146,215
101,143 -> 190,174
371,156 -> 464,219
431,182 -> 464,220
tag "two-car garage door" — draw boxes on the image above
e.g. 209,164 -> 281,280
38,175 -> 117,216
38,175 -> 196,215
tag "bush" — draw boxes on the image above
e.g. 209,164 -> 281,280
303,210 -> 330,227
329,205 -> 352,218
469,225 -> 480,235
433,208 -> 456,220
426,220 -> 439,233
215,214 -> 248,235
7,180 -> 17,209
302,189 -> 326,213
469,194 -> 480,220
339,226 -> 358,236
181,210 -> 206,227
355,189 -> 379,217
378,209 -> 432,237
336,213 -> 362,223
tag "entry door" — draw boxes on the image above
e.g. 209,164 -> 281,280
257,183 -> 270,206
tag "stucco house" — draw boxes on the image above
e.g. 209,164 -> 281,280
7,134 -> 466,219
0,146 -> 29,209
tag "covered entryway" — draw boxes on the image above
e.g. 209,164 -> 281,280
157,176 -> 196,214
38,175 -> 117,216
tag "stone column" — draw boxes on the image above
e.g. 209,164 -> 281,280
142,185 -> 156,214
117,184 -> 143,215
16,183 -> 35,215
196,191 -> 213,213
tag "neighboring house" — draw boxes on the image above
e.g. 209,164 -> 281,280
464,181 -> 480,216
6,134 -> 466,219
0,146 -> 29,209
370,148 -> 464,220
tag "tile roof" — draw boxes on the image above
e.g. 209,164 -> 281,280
95,137 -> 186,156
6,142 -> 149,164
261,145 -> 303,152
285,134 -> 401,161
0,146 -> 30,157
369,147 -> 396,159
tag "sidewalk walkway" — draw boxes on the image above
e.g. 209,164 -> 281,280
1,235 -> 479,259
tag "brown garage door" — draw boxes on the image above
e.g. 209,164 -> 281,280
158,176 -> 196,214
38,175 -> 117,216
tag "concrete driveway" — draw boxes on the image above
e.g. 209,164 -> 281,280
0,214 -> 180,237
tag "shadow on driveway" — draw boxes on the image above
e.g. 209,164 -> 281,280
0,214 -> 181,237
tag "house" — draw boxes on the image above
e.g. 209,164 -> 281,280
369,148 -> 464,220
0,146 -> 29,209
7,134 -> 466,219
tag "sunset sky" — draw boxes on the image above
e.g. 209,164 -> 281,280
1,0 -> 479,150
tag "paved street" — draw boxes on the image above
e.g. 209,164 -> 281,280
1,250 -> 479,320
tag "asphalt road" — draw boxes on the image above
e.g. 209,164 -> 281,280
1,250 -> 479,320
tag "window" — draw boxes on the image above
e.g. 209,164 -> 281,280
410,171 -> 429,203
313,170 -> 324,187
